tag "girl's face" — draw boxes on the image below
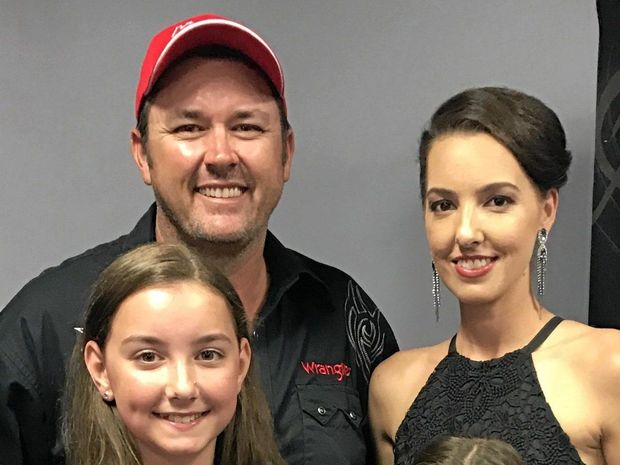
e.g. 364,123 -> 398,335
85,280 -> 250,465
424,132 -> 558,308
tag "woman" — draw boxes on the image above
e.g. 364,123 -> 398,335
369,87 -> 620,465
63,243 -> 284,465
413,436 -> 522,465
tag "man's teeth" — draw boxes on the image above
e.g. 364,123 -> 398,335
158,413 -> 203,423
458,258 -> 492,270
198,187 -> 243,198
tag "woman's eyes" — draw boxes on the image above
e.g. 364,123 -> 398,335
429,196 -> 513,212
485,195 -> 513,208
429,199 -> 454,212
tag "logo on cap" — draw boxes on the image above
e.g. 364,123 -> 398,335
172,20 -> 194,38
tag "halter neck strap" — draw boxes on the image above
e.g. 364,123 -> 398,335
523,316 -> 563,354
448,316 -> 564,355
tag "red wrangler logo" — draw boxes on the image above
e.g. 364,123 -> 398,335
301,361 -> 351,382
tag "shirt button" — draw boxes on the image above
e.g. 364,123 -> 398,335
317,406 -> 326,416
348,411 -> 357,420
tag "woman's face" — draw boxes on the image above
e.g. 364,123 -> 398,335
85,280 -> 250,465
424,132 -> 557,307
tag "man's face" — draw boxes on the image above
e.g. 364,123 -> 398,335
132,57 -> 294,247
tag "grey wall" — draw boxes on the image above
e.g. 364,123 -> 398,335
1,0 -> 597,348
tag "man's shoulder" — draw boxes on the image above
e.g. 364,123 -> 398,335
1,228 -> 148,327
281,245 -> 386,320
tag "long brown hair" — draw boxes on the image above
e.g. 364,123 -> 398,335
62,243 -> 284,465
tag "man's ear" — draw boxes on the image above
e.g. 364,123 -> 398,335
84,340 -> 114,400
282,128 -> 295,183
541,188 -> 559,232
130,128 -> 152,186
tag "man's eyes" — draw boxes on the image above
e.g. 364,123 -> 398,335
233,123 -> 264,133
173,124 -> 203,133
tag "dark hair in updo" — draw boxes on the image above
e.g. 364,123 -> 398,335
418,87 -> 572,199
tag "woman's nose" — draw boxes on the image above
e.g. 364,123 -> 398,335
455,206 -> 483,248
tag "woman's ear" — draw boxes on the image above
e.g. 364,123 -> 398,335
236,337 -> 252,393
541,188 -> 559,232
84,340 -> 114,401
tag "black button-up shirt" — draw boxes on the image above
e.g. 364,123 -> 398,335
0,204 -> 399,465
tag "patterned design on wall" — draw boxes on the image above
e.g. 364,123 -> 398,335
590,0 -> 620,328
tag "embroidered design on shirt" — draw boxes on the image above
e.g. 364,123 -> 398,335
345,280 -> 385,382
301,361 -> 351,382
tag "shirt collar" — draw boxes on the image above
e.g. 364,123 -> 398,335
121,203 -> 157,250
126,206 -> 330,312
262,231 -> 332,316
264,231 -> 328,290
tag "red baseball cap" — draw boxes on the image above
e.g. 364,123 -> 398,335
135,13 -> 285,119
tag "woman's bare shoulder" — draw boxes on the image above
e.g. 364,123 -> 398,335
370,340 -> 451,441
547,319 -> 620,376
552,319 -> 620,352
371,340 -> 450,396
554,320 -> 620,452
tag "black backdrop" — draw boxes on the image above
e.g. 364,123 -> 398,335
589,0 -> 620,328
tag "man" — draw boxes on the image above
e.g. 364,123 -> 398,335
0,13 -> 398,465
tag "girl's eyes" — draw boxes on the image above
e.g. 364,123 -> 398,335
136,351 -> 160,363
132,349 -> 225,364
198,349 -> 222,362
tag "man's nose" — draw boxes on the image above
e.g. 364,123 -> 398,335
202,126 -> 239,175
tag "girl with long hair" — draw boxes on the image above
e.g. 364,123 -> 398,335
63,242 -> 284,465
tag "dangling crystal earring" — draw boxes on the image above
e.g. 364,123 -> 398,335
432,262 -> 441,321
536,228 -> 548,296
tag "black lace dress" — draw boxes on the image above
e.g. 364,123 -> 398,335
393,317 -> 584,465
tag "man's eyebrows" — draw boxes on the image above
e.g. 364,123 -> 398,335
169,109 -> 269,120
233,109 -> 269,119
173,109 -> 203,120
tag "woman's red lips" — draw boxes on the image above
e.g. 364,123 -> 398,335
453,256 -> 497,278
